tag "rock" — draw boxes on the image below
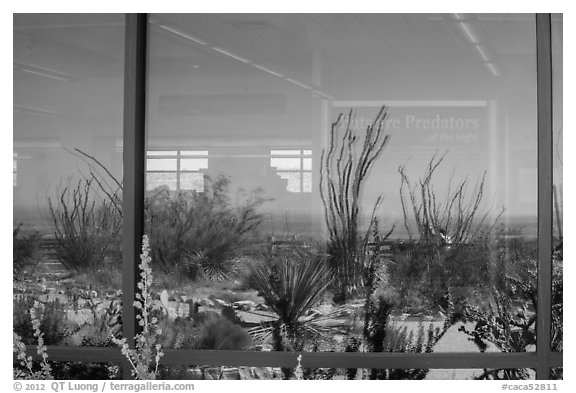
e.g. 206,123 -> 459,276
238,367 -> 282,380
255,303 -> 269,311
160,290 -> 170,309
220,367 -> 241,380
233,300 -> 256,311
187,368 -> 203,380
212,298 -> 229,307
202,367 -> 240,380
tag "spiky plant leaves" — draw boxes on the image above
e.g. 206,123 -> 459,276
247,249 -> 335,351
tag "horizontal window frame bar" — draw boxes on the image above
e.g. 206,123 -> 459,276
146,170 -> 204,173
17,347 -> 562,370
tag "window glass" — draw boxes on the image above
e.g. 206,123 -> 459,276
147,158 -> 178,171
271,157 -> 301,171
148,150 -> 178,156
13,14 -> 125,350
551,13 -> 562,353
180,172 -> 205,191
147,172 -> 178,191
156,365 -> 536,380
146,13 -> 538,364
181,158 -> 209,171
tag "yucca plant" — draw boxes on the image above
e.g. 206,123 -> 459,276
246,247 -> 338,353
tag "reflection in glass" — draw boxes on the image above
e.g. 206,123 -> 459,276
145,13 -> 539,376
155,366 -> 536,380
551,13 -> 563,353
147,158 -> 177,171
13,14 -> 125,351
13,360 -> 122,380
551,367 -> 563,380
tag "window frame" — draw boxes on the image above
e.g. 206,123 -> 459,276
146,149 -> 208,192
271,149 -> 313,193
17,13 -> 561,380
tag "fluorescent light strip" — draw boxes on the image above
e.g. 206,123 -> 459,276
458,21 -> 479,44
252,64 -> 284,78
157,25 -> 207,46
285,78 -> 312,90
474,44 -> 490,62
485,62 -> 501,77
15,62 -> 74,82
19,68 -> 71,81
14,105 -> 59,116
211,47 -> 251,64
312,90 -> 334,100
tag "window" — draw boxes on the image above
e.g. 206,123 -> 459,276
146,150 -> 208,192
13,152 -> 17,187
270,149 -> 312,193
12,13 -> 562,381
13,13 -> 125,358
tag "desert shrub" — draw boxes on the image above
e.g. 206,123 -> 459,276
49,362 -> 120,380
71,267 -> 123,294
341,234 -> 451,381
146,174 -> 266,281
65,296 -> 122,348
158,318 -> 198,350
157,314 -> 251,351
13,297 -> 69,346
13,224 -> 40,278
343,316 -> 448,380
388,237 -> 498,312
49,178 -> 122,272
388,154 -> 503,311
460,243 -> 563,379
361,296 -> 446,380
196,315 -> 251,350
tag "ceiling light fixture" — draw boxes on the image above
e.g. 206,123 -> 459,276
458,21 -> 479,44
14,62 -> 74,82
312,90 -> 334,100
19,69 -> 70,81
252,63 -> 284,78
474,44 -> 490,62
485,62 -> 501,77
156,24 -> 208,46
285,78 -> 312,90
14,105 -> 59,116
211,47 -> 251,64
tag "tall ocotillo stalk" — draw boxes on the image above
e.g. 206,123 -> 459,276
320,106 -> 392,302
398,152 -> 500,246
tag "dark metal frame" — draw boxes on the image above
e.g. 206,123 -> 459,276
18,13 -> 561,380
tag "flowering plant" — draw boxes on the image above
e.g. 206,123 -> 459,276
112,235 -> 164,379
294,354 -> 303,380
13,302 -> 53,380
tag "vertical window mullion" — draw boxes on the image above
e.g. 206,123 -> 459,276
535,13 -> 553,380
177,150 -> 181,191
300,151 -> 304,193
122,13 -> 148,378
